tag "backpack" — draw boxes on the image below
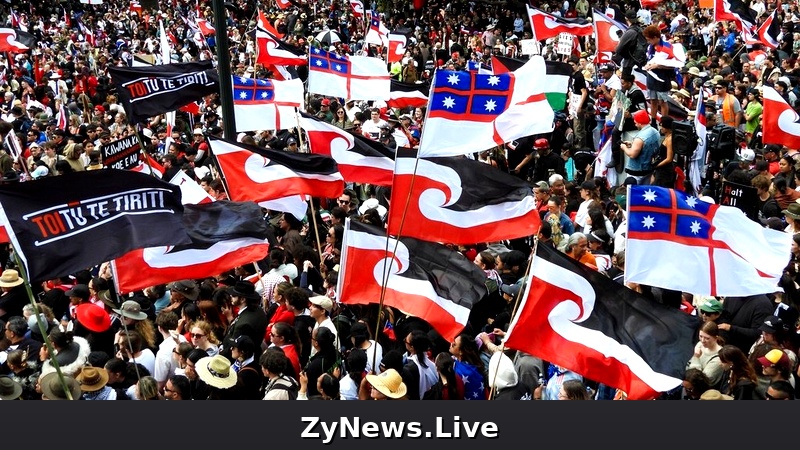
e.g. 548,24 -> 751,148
630,30 -> 649,68
268,376 -> 299,400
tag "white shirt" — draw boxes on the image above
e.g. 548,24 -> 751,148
636,9 -> 652,25
310,317 -> 340,357
131,348 -> 157,377
154,334 -> 187,383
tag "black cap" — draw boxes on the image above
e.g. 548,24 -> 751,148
65,284 -> 91,300
231,335 -> 256,354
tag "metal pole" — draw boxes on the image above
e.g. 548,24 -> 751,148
211,0 -> 236,139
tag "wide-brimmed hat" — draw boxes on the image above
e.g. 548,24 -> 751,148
783,202 -> 800,220
97,290 -> 118,309
75,303 -> 111,333
0,269 -> 24,288
167,279 -> 200,301
40,372 -> 82,400
195,355 -> 238,389
75,366 -> 109,392
227,281 -> 260,301
688,66 -> 701,76
366,369 -> 407,399
699,389 -> 733,400
112,300 -> 148,321
0,376 -> 22,400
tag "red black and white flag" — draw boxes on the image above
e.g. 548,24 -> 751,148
338,219 -> 487,342
0,28 -> 29,53
762,86 -> 800,149
209,135 -> 344,202
299,113 -> 394,186
0,170 -> 191,282
387,80 -> 429,109
756,9 -> 780,49
386,148 -> 541,245
258,7 -> 284,39
255,26 -> 307,66
504,244 -> 696,400
387,33 -> 408,64
113,200 -> 270,294
350,0 -> 364,18
592,9 -> 626,64
526,5 -> 593,41
714,0 -> 758,32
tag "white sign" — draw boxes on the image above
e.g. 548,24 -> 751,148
520,39 -> 540,56
557,33 -> 574,56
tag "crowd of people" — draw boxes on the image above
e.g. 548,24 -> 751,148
0,0 -> 798,401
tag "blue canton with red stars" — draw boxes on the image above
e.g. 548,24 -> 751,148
428,70 -> 513,122
628,186 -> 714,242
233,77 -> 275,104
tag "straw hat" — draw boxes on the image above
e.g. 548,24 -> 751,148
75,367 -> 109,392
366,369 -> 407,399
195,355 -> 238,389
0,269 -> 24,288
699,389 -> 733,400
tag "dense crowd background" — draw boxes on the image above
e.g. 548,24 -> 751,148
0,0 -> 798,401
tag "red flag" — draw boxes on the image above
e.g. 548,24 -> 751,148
592,10 -> 626,64
350,0 -> 364,18
113,201 -> 270,294
526,5 -> 593,41
131,153 -> 165,178
387,80 -> 429,109
196,18 -> 216,36
339,219 -> 487,342
179,101 -> 202,115
299,113 -> 395,186
762,86 -> 800,149
0,225 -> 9,244
209,135 -> 344,202
387,33 -> 408,64
0,28 -> 29,53
130,1 -> 143,16
276,0 -> 292,9
63,7 -> 70,28
255,27 -> 307,66
505,244 -> 696,400
639,0 -> 662,7
258,8 -> 285,39
387,148 -> 541,245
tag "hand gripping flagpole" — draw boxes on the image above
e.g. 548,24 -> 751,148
11,251 -> 74,400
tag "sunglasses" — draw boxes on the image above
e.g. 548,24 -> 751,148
338,200 -> 350,204
190,333 -> 205,339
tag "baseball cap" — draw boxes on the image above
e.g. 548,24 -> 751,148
309,295 -> 333,313
738,148 -> 756,163
757,349 -> 791,370
698,297 -> 722,314
759,316 -> 784,334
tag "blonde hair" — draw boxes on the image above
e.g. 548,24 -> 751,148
192,320 -> 220,345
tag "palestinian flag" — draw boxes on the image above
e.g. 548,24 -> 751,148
492,55 -> 570,112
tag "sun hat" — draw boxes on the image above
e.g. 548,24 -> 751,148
75,366 -> 109,392
40,372 -> 82,400
309,295 -> 334,313
783,202 -> 800,219
75,303 -> 111,333
366,368 -> 407,399
0,269 -> 24,288
699,389 -> 733,400
97,290 -> 118,309
195,355 -> 238,389
167,279 -> 200,301
112,300 -> 148,321
688,66 -> 701,76
0,376 -> 23,400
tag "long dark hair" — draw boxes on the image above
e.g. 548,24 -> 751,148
719,345 -> 758,394
435,352 -> 459,400
455,333 -> 484,373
